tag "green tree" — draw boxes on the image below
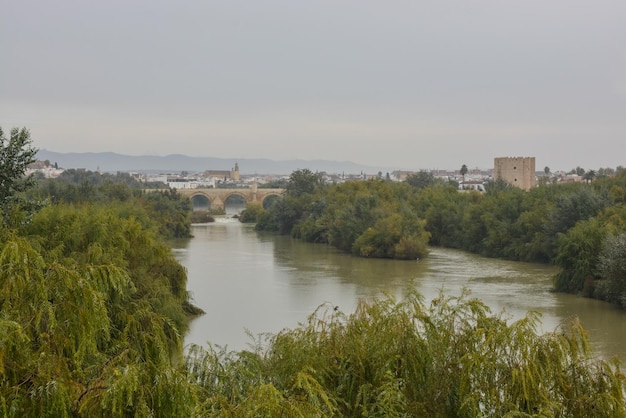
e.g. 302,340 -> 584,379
597,167 -> 615,179
239,202 -> 265,223
583,169 -> 597,183
421,185 -> 465,247
33,171 -> 192,239
553,217 -> 608,293
484,177 -> 514,193
0,127 -> 38,224
546,186 -> 610,239
596,232 -> 626,307
1,211 -> 196,416
258,178 -> 288,188
460,164 -> 468,182
352,212 -> 429,260
284,169 -> 324,198
405,171 -> 437,189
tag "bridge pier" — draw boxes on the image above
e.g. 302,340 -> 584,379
210,197 -> 225,211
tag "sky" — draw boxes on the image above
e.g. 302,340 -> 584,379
2,1 -> 625,172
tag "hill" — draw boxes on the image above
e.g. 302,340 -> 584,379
36,150 -> 389,175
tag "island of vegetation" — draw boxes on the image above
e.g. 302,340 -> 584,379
1,127 -> 625,416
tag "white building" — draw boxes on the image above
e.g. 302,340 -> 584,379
167,177 -> 199,189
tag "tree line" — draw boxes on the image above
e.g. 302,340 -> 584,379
1,128 -> 625,415
30,169 -> 192,240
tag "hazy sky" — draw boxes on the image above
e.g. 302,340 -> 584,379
2,1 -> 625,171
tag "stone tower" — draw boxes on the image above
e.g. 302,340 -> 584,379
230,162 -> 240,181
494,157 -> 536,190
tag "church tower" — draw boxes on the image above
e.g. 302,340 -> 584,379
231,162 -> 240,181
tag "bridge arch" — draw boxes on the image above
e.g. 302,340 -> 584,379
187,191 -> 217,211
260,192 -> 282,210
221,191 -> 247,202
223,192 -> 248,214
190,194 -> 211,211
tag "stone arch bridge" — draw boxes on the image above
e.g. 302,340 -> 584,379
177,186 -> 283,211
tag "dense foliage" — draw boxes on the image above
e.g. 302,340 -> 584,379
186,291 -> 625,417
244,168 -> 626,306
5,230 -> 623,417
251,170 -> 431,260
31,169 -> 192,239
0,204 -> 195,416
0,132 -> 197,415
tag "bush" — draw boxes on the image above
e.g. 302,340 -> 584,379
186,289 -> 626,417
238,203 -> 264,223
190,210 -> 215,223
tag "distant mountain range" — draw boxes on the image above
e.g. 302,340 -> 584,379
36,150 -> 390,175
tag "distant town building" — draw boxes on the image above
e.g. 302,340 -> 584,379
558,174 -> 583,183
459,180 -> 486,192
494,157 -> 536,191
27,161 -> 65,178
166,177 -> 198,189
203,162 -> 240,181
390,170 -> 414,181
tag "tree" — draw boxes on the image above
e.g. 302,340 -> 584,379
583,169 -> 596,183
553,217 -> 607,293
405,171 -> 436,189
596,232 -> 626,307
547,186 -> 610,237
0,127 -> 38,223
460,164 -> 468,182
239,203 -> 265,223
1,205 -> 196,416
284,169 -> 324,198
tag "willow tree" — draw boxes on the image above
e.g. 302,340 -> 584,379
1,205 -> 196,417
186,289 -> 625,417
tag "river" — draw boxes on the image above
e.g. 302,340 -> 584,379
174,219 -> 626,362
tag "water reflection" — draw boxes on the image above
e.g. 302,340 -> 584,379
272,234 -> 426,297
177,221 -> 626,362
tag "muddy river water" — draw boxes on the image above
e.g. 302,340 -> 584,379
174,220 -> 626,363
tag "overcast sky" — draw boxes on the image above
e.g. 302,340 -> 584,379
2,1 -> 625,171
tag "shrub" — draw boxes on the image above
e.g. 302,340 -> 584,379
186,288 -> 625,417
